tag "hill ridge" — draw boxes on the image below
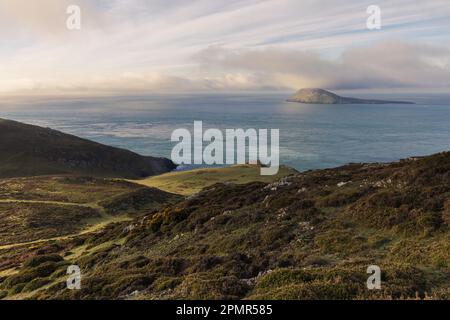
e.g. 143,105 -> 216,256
0,118 -> 175,179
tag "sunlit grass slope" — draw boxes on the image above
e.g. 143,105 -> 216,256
132,165 -> 299,196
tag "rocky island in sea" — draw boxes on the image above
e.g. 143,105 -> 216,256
287,88 -> 415,104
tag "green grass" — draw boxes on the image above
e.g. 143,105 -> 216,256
0,175 -> 180,245
132,165 -> 298,196
0,176 -> 148,204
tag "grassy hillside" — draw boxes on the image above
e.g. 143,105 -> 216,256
1,152 -> 449,300
0,176 -> 181,247
0,119 -> 175,179
133,165 -> 298,195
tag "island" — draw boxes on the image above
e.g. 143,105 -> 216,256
287,88 -> 415,104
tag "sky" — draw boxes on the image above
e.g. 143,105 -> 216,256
1,0 -> 450,96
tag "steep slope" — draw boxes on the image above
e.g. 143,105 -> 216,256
0,119 -> 176,178
287,88 -> 415,104
1,151 -> 448,300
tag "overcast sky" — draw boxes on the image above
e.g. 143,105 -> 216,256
1,0 -> 450,95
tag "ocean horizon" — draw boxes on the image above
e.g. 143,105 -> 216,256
1,92 -> 450,172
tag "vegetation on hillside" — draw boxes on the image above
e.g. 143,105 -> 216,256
133,165 -> 298,196
0,153 -> 448,300
0,119 -> 175,179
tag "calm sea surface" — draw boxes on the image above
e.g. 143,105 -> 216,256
1,93 -> 450,171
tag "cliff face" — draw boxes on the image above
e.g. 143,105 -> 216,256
287,88 -> 415,104
0,118 -> 176,178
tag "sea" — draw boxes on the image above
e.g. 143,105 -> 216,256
1,93 -> 450,172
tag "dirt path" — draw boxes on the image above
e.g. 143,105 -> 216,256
0,198 -> 95,207
0,214 -> 131,250
0,199 -> 128,250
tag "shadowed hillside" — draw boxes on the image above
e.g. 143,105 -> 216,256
0,119 -> 176,179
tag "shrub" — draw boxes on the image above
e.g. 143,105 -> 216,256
314,229 -> 367,254
152,276 -> 183,291
3,262 -> 59,288
10,283 -> 26,295
22,278 -> 51,292
174,274 -> 249,299
23,254 -> 63,268
443,199 -> 450,227
0,290 -> 7,299
102,274 -> 155,298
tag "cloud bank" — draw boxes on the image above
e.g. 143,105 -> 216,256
194,42 -> 450,91
0,0 -> 449,95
